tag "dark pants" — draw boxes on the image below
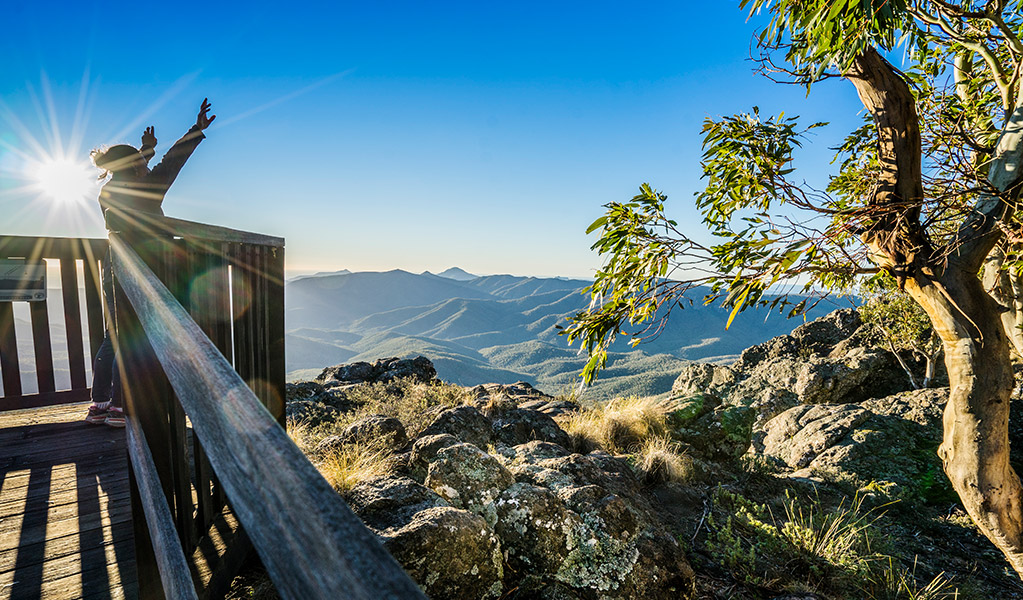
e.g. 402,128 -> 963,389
91,252 -> 121,408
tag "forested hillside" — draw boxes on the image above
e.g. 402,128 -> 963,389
285,269 -> 834,398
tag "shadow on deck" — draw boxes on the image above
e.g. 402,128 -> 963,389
0,402 -> 137,599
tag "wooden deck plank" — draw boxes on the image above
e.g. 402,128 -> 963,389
0,520 -> 133,572
0,463 -> 129,496
0,402 -> 136,599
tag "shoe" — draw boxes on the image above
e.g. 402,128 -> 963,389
105,406 -> 126,428
85,404 -> 110,425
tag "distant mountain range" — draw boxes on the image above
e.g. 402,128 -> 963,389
285,269 -> 836,399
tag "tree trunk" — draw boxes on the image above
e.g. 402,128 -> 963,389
848,48 -> 1023,576
922,350 -> 937,388
885,337 -> 920,389
982,244 -> 1023,358
906,270 -> 1023,573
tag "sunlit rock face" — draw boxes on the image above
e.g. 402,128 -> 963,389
665,308 -> 914,461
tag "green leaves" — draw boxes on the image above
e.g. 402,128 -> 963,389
561,108 -> 874,385
560,184 -> 705,385
697,108 -> 825,231
742,0 -> 909,78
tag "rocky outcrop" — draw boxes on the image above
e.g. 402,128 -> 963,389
667,309 -> 913,459
340,406 -> 693,599
751,388 -> 952,501
289,358 -> 693,599
470,381 -> 580,418
317,355 -> 437,385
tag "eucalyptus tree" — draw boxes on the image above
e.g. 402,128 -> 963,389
563,0 -> 1023,575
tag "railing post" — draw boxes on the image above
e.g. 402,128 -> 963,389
112,231 -> 169,600
267,245 -> 286,425
114,231 -> 204,599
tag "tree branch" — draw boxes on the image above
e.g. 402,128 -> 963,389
844,48 -> 930,282
952,94 -> 1023,273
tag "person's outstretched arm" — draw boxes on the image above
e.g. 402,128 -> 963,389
147,99 -> 216,188
139,126 -> 157,163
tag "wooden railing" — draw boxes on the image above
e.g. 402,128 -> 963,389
106,215 -> 426,599
0,236 -> 108,410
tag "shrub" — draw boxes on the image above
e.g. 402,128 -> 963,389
703,487 -> 958,598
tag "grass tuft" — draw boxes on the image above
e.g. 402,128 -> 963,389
636,436 -> 692,484
317,441 -> 395,494
561,395 -> 667,454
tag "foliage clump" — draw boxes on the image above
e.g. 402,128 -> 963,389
317,441 -> 396,494
635,436 -> 693,484
858,273 -> 942,389
704,487 -> 958,599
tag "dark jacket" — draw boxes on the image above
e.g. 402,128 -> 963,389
99,125 -> 205,226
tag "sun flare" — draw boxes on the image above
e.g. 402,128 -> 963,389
29,157 -> 98,205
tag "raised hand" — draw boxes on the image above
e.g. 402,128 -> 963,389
196,98 -> 216,130
141,126 -> 157,148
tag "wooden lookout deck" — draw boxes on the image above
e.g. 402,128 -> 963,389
0,218 -> 427,600
0,403 -> 136,599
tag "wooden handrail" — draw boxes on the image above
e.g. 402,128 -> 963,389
110,234 -> 425,599
105,211 -> 285,247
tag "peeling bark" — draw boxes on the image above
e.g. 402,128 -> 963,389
983,245 -> 1023,358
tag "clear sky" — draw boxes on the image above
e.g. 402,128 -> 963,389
1,1 -> 867,279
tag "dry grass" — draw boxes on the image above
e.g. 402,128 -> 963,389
561,395 -> 667,454
636,436 -> 692,484
317,441 -> 395,494
337,378 -> 472,438
286,418 -> 323,455
479,394 -> 517,417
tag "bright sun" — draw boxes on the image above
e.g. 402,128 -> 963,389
30,157 -> 97,204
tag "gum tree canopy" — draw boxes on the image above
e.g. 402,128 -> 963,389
563,0 -> 1023,575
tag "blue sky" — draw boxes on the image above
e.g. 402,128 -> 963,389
1,1 -> 866,278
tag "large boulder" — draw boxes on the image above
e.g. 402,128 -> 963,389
493,482 -> 582,575
792,346 -> 909,406
314,414 -> 409,454
285,380 -> 359,426
285,400 -> 343,428
421,405 -> 495,449
346,475 -> 448,531
669,363 -> 736,400
378,506 -> 505,600
756,404 -> 874,469
789,308 -> 862,354
425,443 -> 516,524
662,393 -> 756,459
732,307 -> 861,372
487,405 -> 572,448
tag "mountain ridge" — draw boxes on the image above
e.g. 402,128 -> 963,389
285,268 -> 837,399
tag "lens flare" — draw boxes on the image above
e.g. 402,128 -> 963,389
29,156 -> 97,205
